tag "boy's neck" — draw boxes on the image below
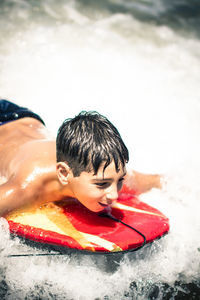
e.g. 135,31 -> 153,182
41,176 -> 75,203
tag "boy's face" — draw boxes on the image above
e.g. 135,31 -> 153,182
67,161 -> 126,212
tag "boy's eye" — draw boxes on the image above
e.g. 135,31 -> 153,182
119,177 -> 125,182
118,177 -> 125,184
118,177 -> 125,189
95,182 -> 109,188
96,182 -> 107,186
95,178 -> 125,189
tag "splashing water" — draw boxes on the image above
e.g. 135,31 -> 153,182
0,0 -> 200,299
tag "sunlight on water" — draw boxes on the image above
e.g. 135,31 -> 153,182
0,0 -> 200,299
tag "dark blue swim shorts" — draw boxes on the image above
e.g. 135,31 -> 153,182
0,99 -> 45,126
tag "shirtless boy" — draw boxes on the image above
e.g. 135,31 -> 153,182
0,99 -> 161,217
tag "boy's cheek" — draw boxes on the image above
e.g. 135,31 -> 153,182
81,187 -> 103,199
79,193 -> 103,208
78,197 -> 102,212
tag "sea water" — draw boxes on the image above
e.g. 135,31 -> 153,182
0,0 -> 200,299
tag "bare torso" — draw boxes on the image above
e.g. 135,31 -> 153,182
0,118 -> 61,216
0,118 -> 55,178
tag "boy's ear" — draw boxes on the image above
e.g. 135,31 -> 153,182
56,162 -> 71,185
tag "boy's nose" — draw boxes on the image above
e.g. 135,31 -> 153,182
106,187 -> 118,203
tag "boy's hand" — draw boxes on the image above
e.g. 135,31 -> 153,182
124,170 -> 162,195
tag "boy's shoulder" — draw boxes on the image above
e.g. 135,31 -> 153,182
10,139 -> 56,193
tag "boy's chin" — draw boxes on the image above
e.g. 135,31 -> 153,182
88,207 -> 104,213
90,204 -> 111,214
85,204 -> 106,213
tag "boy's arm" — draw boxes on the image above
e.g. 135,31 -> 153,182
124,170 -> 162,195
0,163 -> 57,217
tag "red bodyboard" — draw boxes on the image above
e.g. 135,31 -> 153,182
7,191 -> 169,253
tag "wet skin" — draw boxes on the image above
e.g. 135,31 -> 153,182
0,117 -> 161,217
0,117 -> 60,216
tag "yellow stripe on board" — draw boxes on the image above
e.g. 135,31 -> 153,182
112,202 -> 163,217
7,203 -> 122,252
82,233 -> 122,252
7,205 -> 95,250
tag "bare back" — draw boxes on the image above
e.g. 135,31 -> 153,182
0,118 -> 56,177
0,118 -> 59,216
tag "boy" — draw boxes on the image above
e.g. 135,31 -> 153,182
0,99 -> 161,217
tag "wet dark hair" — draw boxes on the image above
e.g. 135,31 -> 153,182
56,111 -> 129,177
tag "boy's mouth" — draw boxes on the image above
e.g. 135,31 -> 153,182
98,202 -> 109,207
98,203 -> 112,215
